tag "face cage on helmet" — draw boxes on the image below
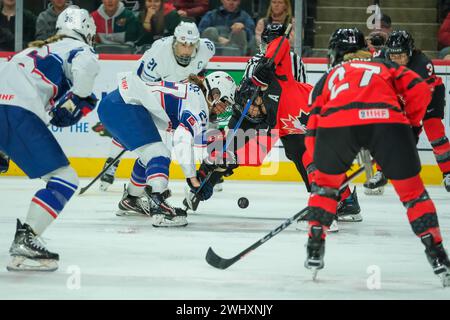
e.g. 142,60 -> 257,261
172,39 -> 199,66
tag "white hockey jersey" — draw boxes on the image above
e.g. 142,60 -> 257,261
117,72 -> 209,178
136,36 -> 215,82
0,38 -> 99,124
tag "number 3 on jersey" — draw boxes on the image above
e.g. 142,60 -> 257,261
328,64 -> 381,100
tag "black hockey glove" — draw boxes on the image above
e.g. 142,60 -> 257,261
412,125 -> 423,145
187,170 -> 214,201
50,92 -> 98,127
252,57 -> 275,87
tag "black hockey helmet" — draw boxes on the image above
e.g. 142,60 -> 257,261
260,23 -> 286,53
328,28 -> 366,66
233,78 -> 266,124
385,30 -> 415,58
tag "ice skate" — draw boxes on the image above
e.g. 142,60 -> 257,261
146,187 -> 188,227
337,187 -> 362,222
363,171 -> 387,195
305,226 -> 325,280
7,219 -> 59,272
443,173 -> 450,192
116,186 -> 152,217
421,234 -> 450,287
99,157 -> 120,191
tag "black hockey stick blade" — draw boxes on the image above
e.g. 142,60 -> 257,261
205,161 -> 370,270
205,247 -> 240,270
205,208 -> 308,270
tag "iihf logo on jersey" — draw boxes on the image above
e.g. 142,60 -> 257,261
359,109 -> 389,119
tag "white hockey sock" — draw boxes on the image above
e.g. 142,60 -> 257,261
25,202 -> 55,235
147,177 -> 168,193
109,138 -> 125,158
127,183 -> 145,197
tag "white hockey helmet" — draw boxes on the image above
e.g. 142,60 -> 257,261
56,6 -> 96,46
204,71 -> 237,106
172,21 -> 200,65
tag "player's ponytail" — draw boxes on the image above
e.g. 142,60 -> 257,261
343,50 -> 372,62
28,34 -> 66,48
187,74 -> 207,96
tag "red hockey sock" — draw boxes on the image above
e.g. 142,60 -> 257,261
423,118 -> 450,174
391,175 -> 442,243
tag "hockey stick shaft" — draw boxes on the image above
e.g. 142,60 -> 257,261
79,149 -> 126,195
189,24 -> 293,207
205,162 -> 370,269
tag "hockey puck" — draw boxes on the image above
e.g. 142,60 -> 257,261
238,197 -> 249,209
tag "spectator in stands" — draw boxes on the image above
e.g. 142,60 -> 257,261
35,0 -> 70,40
135,0 -> 180,48
91,0 -> 141,45
254,0 -> 292,52
169,0 -> 208,23
439,12 -> 450,58
199,0 -> 255,56
0,0 -> 36,51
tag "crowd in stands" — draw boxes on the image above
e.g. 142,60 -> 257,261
0,0 -> 298,56
2,0 -> 450,59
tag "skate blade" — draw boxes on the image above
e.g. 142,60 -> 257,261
439,273 -> 450,287
363,186 -> 384,196
116,210 -> 149,217
152,215 -> 188,227
312,268 -> 319,281
337,213 -> 363,222
7,256 -> 58,272
99,182 -> 112,192
435,267 -> 450,287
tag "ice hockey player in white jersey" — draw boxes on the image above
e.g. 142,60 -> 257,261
0,6 -> 99,271
97,71 -> 235,227
99,21 -> 216,191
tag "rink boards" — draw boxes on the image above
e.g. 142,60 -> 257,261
0,53 -> 449,184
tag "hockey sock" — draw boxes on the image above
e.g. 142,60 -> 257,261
423,118 -> 450,174
145,156 -> 170,193
307,171 -> 343,238
109,138 -> 125,159
26,168 -> 78,235
302,151 -> 314,192
391,175 -> 442,244
128,159 -> 146,197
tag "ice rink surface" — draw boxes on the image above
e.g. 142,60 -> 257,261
0,177 -> 449,300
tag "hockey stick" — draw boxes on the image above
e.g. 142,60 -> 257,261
205,162 -> 369,269
185,24 -> 293,211
78,149 -> 126,195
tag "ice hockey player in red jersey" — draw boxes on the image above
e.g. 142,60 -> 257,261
304,28 -> 450,286
365,30 -> 450,193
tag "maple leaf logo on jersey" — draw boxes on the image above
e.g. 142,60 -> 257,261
280,110 -> 309,134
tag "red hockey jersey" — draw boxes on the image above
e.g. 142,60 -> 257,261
307,59 -> 432,131
261,36 -> 313,137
